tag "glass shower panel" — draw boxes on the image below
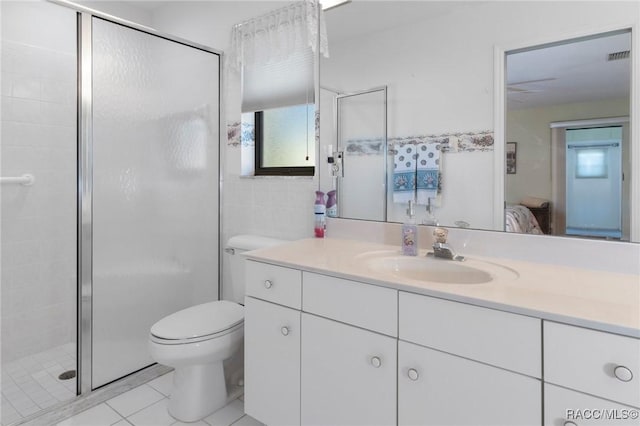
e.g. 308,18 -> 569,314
336,90 -> 387,221
92,18 -> 220,388
1,2 -> 78,424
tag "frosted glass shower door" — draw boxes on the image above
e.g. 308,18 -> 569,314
336,88 -> 387,221
92,18 -> 220,388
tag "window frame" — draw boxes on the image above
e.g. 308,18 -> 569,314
253,109 -> 315,177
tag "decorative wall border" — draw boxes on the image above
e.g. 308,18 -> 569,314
228,123 -> 494,156
227,121 -> 255,147
344,131 -> 494,155
227,109 -> 318,147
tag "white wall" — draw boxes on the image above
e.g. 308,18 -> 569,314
506,97 -> 629,203
1,1 -> 78,362
321,0 -> 639,231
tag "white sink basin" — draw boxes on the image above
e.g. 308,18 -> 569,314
355,250 -> 518,284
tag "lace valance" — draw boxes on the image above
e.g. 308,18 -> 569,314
228,0 -> 329,72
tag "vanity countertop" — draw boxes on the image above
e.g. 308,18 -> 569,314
244,238 -> 640,338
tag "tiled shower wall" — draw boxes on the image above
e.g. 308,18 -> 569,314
0,2 -> 77,362
221,144 -> 316,246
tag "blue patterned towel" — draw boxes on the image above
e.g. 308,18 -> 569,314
393,144 -> 416,203
416,143 -> 440,205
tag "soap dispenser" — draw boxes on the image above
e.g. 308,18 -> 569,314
402,200 -> 418,256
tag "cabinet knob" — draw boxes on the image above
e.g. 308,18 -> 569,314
407,368 -> 419,381
281,326 -> 290,336
563,421 -> 578,426
264,280 -> 273,289
370,356 -> 382,368
614,365 -> 633,382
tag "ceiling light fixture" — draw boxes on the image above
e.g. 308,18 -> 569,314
321,0 -> 351,11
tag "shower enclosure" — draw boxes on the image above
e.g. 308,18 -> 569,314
1,1 -> 221,424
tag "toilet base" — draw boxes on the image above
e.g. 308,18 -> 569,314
168,362 -> 227,422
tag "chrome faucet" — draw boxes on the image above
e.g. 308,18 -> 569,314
429,227 -> 465,261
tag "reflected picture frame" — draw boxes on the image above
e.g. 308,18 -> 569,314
506,142 -> 517,174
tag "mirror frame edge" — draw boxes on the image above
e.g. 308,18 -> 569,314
494,22 -> 640,242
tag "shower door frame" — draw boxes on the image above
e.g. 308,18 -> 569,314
49,0 -> 224,395
335,86 -> 388,221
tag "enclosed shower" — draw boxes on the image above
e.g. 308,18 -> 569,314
0,2 -> 221,424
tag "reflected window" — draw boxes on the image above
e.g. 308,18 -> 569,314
575,148 -> 607,178
254,103 -> 315,176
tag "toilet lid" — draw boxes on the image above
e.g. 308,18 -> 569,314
151,300 -> 244,340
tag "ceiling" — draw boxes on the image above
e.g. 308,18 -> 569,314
507,31 -> 631,110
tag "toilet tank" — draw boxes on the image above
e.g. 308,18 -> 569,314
223,235 -> 288,304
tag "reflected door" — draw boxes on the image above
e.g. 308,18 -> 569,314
336,88 -> 387,221
565,127 -> 622,239
92,18 -> 220,387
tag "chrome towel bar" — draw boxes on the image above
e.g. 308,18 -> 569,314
0,174 -> 35,186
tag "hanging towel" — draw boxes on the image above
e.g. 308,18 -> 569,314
416,142 -> 440,205
393,143 -> 417,204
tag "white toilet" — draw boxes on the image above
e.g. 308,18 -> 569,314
149,235 -> 286,422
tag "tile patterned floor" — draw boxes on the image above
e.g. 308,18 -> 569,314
55,372 -> 260,426
1,343 -> 77,426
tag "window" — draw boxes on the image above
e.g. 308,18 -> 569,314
254,103 -> 315,176
575,148 -> 608,178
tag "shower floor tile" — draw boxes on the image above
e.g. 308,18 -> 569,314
1,343 -> 77,426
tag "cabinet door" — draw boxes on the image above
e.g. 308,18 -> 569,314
301,313 -> 397,426
545,384 -> 640,426
398,341 -> 541,426
245,297 -> 301,426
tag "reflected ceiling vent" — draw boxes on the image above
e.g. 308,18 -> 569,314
507,77 -> 557,94
608,50 -> 630,61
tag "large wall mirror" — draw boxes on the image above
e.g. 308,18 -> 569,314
318,0 -> 639,243
505,31 -> 631,240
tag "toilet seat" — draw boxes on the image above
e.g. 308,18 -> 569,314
150,300 -> 244,345
150,321 -> 243,345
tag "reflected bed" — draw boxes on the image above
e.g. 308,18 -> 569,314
505,204 -> 550,234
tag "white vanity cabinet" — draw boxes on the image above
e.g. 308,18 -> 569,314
301,272 -> 398,426
398,292 -> 542,426
244,257 -> 639,426
543,321 -> 640,426
244,262 -> 302,426
399,341 -> 541,426
301,313 -> 397,426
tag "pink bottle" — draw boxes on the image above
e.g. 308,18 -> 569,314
314,191 -> 326,238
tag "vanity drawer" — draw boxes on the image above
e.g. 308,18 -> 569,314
302,272 -> 398,337
545,384 -> 640,426
245,261 -> 302,309
544,321 -> 640,408
399,292 -> 541,377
